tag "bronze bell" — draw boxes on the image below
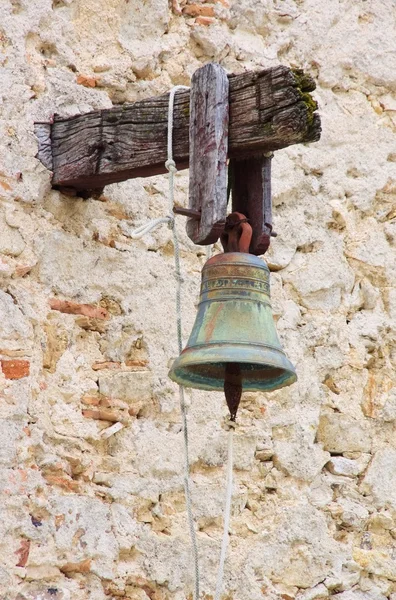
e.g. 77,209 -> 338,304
169,248 -> 297,416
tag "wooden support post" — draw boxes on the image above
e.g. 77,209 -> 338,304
230,154 -> 274,256
35,66 -> 320,192
186,63 -> 229,245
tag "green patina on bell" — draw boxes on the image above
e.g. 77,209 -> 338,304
169,252 -> 297,393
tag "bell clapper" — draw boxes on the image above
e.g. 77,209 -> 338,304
224,362 -> 242,421
221,216 -> 249,422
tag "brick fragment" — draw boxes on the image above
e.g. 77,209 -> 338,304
76,74 -> 98,88
0,179 -> 12,191
82,394 -> 129,410
183,3 -> 215,16
0,349 -> 26,357
125,359 -> 149,368
195,15 -> 215,25
81,396 -> 101,406
44,474 -> 80,492
55,514 -> 65,529
82,408 -> 127,423
15,539 -> 30,567
92,361 -> 121,371
172,0 -> 183,15
1,359 -> 30,379
14,264 -> 34,277
75,316 -> 107,333
49,298 -> 109,320
61,558 -> 91,574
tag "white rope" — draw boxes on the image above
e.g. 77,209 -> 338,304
215,426 -> 234,600
165,86 -> 201,600
129,85 -> 189,240
129,216 -> 172,239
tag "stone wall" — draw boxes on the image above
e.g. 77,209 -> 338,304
0,1 -> 395,599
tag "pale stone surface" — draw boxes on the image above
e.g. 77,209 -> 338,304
0,0 -> 396,598
317,413 -> 372,453
326,456 -> 367,478
361,449 -> 396,509
98,371 -> 153,407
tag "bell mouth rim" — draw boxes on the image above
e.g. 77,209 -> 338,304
169,365 -> 297,392
169,343 -> 297,392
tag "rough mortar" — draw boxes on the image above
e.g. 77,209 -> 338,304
0,0 -> 395,599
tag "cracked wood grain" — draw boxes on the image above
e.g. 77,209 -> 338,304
35,66 -> 320,192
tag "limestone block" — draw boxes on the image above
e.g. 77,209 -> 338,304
266,236 -> 297,271
132,421 -> 184,478
347,311 -> 385,350
118,0 -> 170,60
274,437 -> 330,482
368,512 -> 394,532
0,212 -> 25,257
325,456 -> 366,478
14,586 -> 71,600
345,219 -> 392,270
25,566 -> 62,581
50,495 -> 118,577
380,387 -> 396,421
282,242 -> 354,311
317,413 -> 372,453
0,290 -> 33,350
233,434 -> 258,470
332,591 -> 387,600
361,448 -> 396,509
337,498 -> 369,531
298,583 -> 329,600
0,420 -> 23,466
110,504 -> 140,551
353,548 -> 396,582
249,504 -> 343,588
190,23 -> 230,58
255,436 -> 274,462
323,559 -> 361,591
99,371 -> 153,413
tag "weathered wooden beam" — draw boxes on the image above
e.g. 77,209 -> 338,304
35,66 -> 320,192
186,63 -> 229,245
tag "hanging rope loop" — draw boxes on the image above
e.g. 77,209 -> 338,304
129,216 -> 173,239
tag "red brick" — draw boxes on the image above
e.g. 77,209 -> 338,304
76,74 -> 99,88
49,298 -> 109,320
1,359 -> 30,379
183,4 -> 215,16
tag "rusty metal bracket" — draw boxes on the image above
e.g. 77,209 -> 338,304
220,212 -> 252,253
